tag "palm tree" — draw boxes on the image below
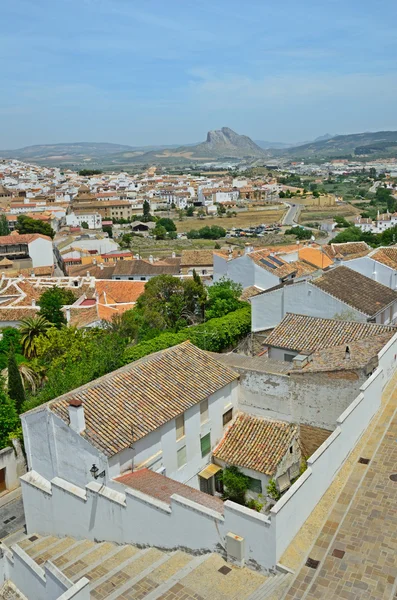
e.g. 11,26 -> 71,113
2,362 -> 46,394
19,315 -> 52,359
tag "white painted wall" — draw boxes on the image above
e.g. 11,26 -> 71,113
345,257 -> 397,289
0,441 -> 26,492
28,238 -> 53,268
213,254 -> 279,290
250,281 -> 366,331
0,544 -> 89,600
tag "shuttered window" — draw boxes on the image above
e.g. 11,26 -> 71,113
177,446 -> 187,469
200,433 -> 211,457
200,399 -> 209,424
176,414 -> 185,440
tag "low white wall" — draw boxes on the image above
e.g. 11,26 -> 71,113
0,543 -> 89,600
20,472 -> 276,571
270,366 -> 383,558
0,441 -> 26,492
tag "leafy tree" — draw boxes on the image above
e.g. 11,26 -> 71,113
143,200 -> 151,222
217,204 -> 226,216
38,286 -> 75,328
7,346 -> 25,413
102,225 -> 113,238
156,218 -> 176,232
186,206 -> 195,217
0,214 -> 10,236
16,215 -> 55,239
369,167 -> 377,178
168,230 -> 177,240
81,221 -> 89,229
19,315 -> 52,358
0,388 -> 19,449
153,225 -> 167,240
205,278 -> 244,320
375,186 -> 393,204
187,226 -> 226,240
285,226 -> 312,240
120,233 -> 132,248
220,466 -> 250,505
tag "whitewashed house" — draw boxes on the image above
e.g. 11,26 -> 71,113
0,233 -> 53,268
345,246 -> 397,289
65,211 -> 102,230
250,266 -> 397,331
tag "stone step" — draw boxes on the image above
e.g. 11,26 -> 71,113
63,541 -> 117,581
77,544 -> 142,586
142,553 -> 211,600
247,573 -> 293,600
17,534 -> 58,554
28,537 -> 78,565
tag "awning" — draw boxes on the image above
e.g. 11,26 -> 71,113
277,472 -> 291,493
198,463 -> 222,480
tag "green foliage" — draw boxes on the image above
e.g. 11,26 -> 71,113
19,315 -> 52,358
0,214 -> 10,236
246,498 -> 264,512
334,216 -> 351,228
78,169 -> 102,176
266,479 -> 281,501
16,215 -> 55,239
123,305 -> 251,363
119,233 -> 132,248
187,226 -> 226,240
0,388 -> 19,449
38,286 -> 76,328
156,218 -> 176,232
130,274 -> 206,341
102,225 -> 113,238
205,278 -> 244,320
185,206 -> 195,217
143,200 -> 151,221
153,224 -> 167,240
279,190 -> 285,198
8,347 -> 25,413
81,221 -> 89,229
220,466 -> 250,505
285,226 -> 312,240
375,185 -> 393,204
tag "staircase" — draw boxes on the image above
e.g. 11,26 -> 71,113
6,533 -> 294,600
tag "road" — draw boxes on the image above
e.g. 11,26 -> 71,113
369,181 -> 381,194
0,493 -> 26,541
282,202 -> 302,226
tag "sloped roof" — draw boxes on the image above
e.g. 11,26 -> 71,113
95,280 -> 145,304
288,260 -> 318,278
265,313 -> 396,354
323,241 -> 370,260
213,413 -> 297,476
370,246 -> 397,269
115,468 -> 223,513
0,233 -> 52,244
298,247 -> 333,269
47,342 -> 239,457
113,258 -> 181,276
248,250 -> 297,279
180,250 -> 214,267
312,266 -> 397,316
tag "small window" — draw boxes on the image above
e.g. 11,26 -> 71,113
284,353 -> 295,363
290,445 -> 293,454
223,408 -> 233,427
177,445 -> 187,469
200,432 -> 211,457
140,277 -> 146,281
176,414 -> 185,440
128,277 -> 134,280
200,399 -> 209,425
248,477 -> 262,493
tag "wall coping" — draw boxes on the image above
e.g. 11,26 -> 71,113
125,486 -> 172,514
87,481 -> 126,507
224,500 -> 271,524
171,494 -> 224,522
270,467 -> 312,515
0,446 -> 13,457
11,544 -> 46,583
378,331 -> 397,359
20,471 -> 52,495
45,560 -> 73,590
57,577 -> 90,600
52,477 -> 87,501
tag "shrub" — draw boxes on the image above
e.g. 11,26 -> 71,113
123,305 -> 251,363
266,479 -> 281,501
220,466 -> 250,505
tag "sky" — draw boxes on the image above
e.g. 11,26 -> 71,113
1,0 -> 397,148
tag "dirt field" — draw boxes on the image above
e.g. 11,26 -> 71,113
176,208 -> 286,232
299,203 -> 360,223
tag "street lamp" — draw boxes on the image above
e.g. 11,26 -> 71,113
90,464 -> 105,480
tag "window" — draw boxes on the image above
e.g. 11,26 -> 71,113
140,277 -> 146,281
248,477 -> 262,494
290,445 -> 293,454
222,408 -> 233,427
177,446 -> 187,469
128,277 -> 134,280
176,414 -> 185,440
215,471 -> 224,494
284,353 -> 295,363
200,399 -> 209,425
200,432 -> 211,457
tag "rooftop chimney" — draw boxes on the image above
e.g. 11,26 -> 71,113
244,243 -> 254,255
99,263 -> 104,270
65,307 -> 71,323
172,251 -> 176,258
31,299 -> 36,307
86,271 -> 90,278
149,255 -> 154,264
68,399 -> 85,433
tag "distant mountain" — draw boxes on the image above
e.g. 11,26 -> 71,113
282,131 -> 397,159
126,128 -> 268,164
313,133 -> 335,142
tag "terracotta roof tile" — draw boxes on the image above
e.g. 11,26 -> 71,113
248,250 -> 297,279
265,313 -> 396,354
298,247 -> 333,269
115,468 -> 223,513
180,250 -> 214,267
48,341 -> 239,457
113,259 -> 181,276
213,413 -> 297,476
312,266 -> 397,316
370,246 -> 397,269
95,280 -> 145,304
299,424 -> 332,458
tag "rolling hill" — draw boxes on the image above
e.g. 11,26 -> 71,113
281,131 -> 397,159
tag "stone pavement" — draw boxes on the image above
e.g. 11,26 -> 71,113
282,371 -> 397,600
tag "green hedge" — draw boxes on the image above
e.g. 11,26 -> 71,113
123,305 -> 251,364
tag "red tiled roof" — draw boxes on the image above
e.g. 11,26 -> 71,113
115,468 -> 224,513
213,413 -> 297,475
0,233 -> 52,244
